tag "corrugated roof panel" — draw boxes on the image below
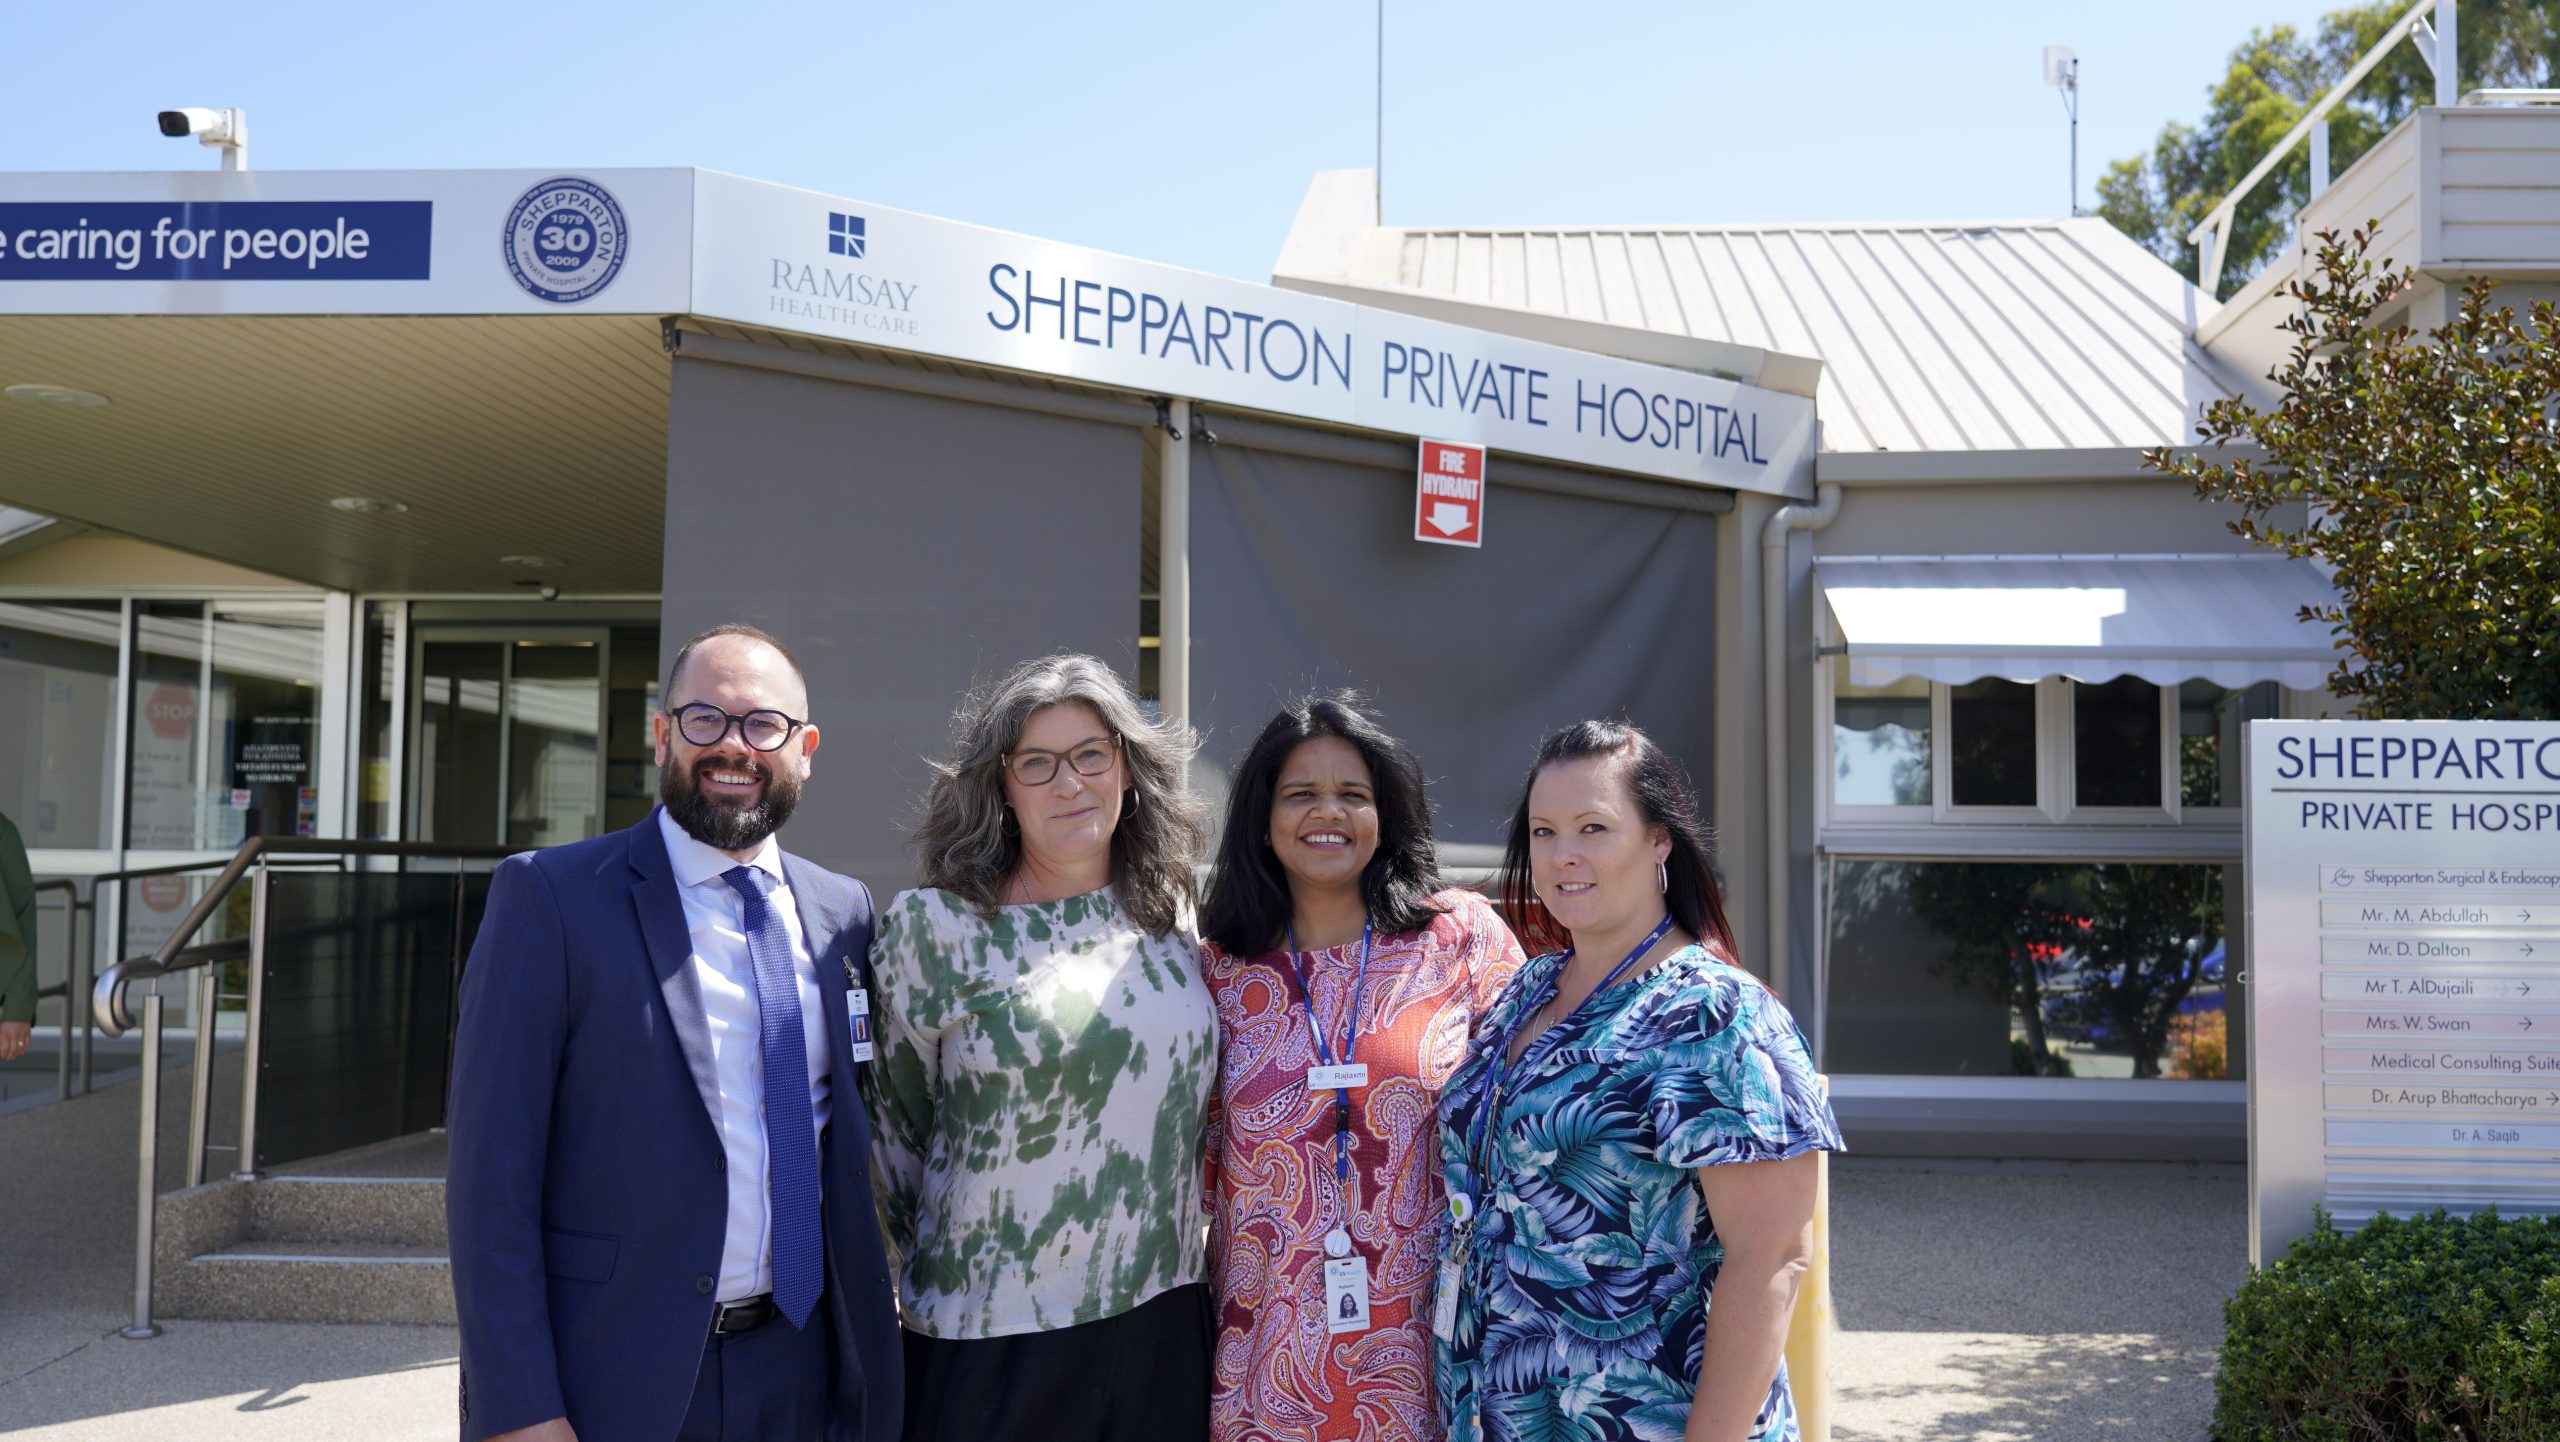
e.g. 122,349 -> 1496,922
1657,234 -> 1731,343
1417,233 -> 1461,297
1489,233 -> 1528,315
1850,231 -> 2041,449
1293,205 -> 2233,453
1624,234 -> 1689,336
1761,231 -> 1922,452
1588,232 -> 1647,330
1557,233 -> 1605,324
1802,231 -> 1974,452
1683,232 -> 1775,354
1954,230 -> 2163,446
1522,231 -> 1564,315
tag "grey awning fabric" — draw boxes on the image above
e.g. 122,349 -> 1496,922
1816,554 -> 2339,688
1190,432 -> 1718,846
662,352 -> 1143,890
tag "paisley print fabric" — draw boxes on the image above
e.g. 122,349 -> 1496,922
1204,890 -> 1525,1442
865,886 -> 1217,1339
1434,944 -> 1842,1442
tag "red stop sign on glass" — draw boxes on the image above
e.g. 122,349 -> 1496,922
145,684 -> 197,740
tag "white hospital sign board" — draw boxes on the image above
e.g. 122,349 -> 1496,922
0,167 -> 1815,501
2247,720 -> 2560,1263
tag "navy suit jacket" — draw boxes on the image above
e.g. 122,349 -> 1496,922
446,810 -> 903,1442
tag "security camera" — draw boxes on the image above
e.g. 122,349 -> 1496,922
156,107 -> 248,169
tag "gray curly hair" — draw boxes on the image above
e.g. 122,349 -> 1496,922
913,653 -> 1208,938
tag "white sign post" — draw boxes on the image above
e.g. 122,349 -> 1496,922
2247,720 -> 2560,1264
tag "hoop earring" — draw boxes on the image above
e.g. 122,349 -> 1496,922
1123,787 -> 1142,818
1002,806 -> 1018,835
1657,861 -> 1669,894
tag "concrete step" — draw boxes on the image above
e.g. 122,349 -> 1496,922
164,1240 -> 455,1325
152,1130 -> 455,1325
248,1175 -> 447,1249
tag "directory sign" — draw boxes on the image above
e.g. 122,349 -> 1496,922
2247,720 -> 2560,1263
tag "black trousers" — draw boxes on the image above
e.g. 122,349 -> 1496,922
676,1304 -> 832,1442
900,1283 -> 1212,1442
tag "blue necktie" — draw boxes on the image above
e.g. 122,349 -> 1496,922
722,865 -> 823,1329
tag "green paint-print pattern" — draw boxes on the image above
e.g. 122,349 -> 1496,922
864,886 -> 1216,1339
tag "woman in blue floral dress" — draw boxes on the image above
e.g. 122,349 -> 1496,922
1434,720 -> 1841,1442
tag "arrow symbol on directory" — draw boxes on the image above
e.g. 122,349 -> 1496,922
1426,502 -> 1473,536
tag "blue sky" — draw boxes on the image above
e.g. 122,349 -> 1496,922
7,0 -> 2342,282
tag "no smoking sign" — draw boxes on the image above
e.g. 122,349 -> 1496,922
1414,439 -> 1484,549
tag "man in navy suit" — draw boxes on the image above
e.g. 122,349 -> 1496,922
448,624 -> 901,1442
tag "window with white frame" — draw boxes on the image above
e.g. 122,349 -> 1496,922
1825,656 -> 2285,825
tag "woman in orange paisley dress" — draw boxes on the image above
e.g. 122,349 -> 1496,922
1199,692 -> 1525,1442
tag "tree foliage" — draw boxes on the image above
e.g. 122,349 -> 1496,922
1906,861 -> 2226,1078
2149,229 -> 2560,720
2099,0 -> 2557,297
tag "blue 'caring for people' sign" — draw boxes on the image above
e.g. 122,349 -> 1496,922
0,201 -> 431,280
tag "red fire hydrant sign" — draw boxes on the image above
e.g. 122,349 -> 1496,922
1414,439 -> 1485,548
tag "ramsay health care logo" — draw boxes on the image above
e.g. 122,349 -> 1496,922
502,177 -> 628,304
764,208 -> 920,337
828,212 -> 866,258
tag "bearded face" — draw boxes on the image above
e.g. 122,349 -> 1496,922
660,745 -> 803,853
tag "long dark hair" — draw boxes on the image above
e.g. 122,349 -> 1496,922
1200,691 -> 1447,955
1495,719 -> 1739,964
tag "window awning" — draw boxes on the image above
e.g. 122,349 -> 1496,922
1816,555 -> 2340,689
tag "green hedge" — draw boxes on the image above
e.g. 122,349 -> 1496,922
2217,1209 -> 2560,1441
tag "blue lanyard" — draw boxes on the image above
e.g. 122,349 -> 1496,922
1466,914 -> 1677,1186
1287,917 -> 1375,1191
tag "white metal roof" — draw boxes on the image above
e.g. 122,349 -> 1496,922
1274,170 -> 2268,455
1817,554 -> 2338,688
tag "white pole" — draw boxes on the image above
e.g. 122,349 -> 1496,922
2310,121 -> 2331,201
2435,0 -> 2459,107
1158,401 -> 1192,729
1375,1 -> 1385,222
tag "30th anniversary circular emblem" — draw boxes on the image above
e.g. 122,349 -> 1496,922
502,177 -> 627,304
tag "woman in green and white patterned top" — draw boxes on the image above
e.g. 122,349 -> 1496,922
866,653 -> 1217,1442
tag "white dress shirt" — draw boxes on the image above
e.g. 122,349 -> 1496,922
656,807 -> 833,1304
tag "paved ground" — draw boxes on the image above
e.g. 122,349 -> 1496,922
1829,1159 -> 2243,1442
0,1074 -> 2246,1440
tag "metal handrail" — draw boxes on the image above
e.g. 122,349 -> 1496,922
102,833 -> 527,1341
29,879 -> 91,1101
2184,0 -> 2454,295
92,837 -> 518,1037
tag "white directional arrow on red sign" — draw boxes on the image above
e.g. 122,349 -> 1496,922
1425,502 -> 1472,536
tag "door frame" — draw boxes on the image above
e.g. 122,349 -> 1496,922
403,625 -> 613,846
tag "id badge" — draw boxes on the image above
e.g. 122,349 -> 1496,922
1323,1255 -> 1371,1334
1307,1063 -> 1370,1091
846,987 -> 876,1063
1433,1254 -> 1463,1341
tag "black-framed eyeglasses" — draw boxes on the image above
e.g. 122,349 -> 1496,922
1003,734 -> 1121,786
666,703 -> 808,752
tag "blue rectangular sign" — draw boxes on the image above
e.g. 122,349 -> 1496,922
0,201 -> 431,280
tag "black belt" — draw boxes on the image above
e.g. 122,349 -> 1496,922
712,1293 -> 779,1335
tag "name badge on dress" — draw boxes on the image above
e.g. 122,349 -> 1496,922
1306,1063 -> 1369,1091
1323,1255 -> 1372,1334
846,987 -> 876,1063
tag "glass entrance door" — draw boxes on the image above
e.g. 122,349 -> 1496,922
409,632 -> 607,848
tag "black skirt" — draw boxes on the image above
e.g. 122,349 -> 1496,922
901,1282 -> 1213,1442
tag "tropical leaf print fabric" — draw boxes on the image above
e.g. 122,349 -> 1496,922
1434,944 -> 1842,1442
1204,890 -> 1525,1442
865,886 -> 1217,1339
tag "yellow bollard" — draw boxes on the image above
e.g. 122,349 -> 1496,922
1782,1114 -> 1833,1441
